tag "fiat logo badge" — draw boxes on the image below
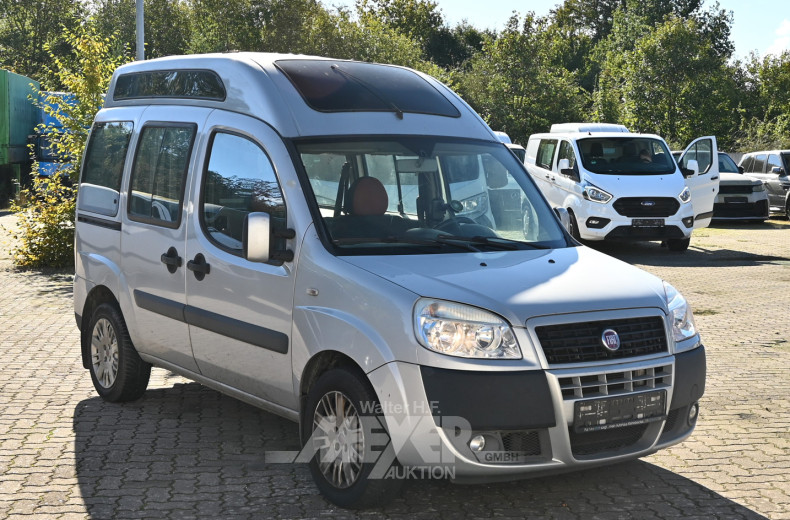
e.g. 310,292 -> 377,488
601,329 -> 621,352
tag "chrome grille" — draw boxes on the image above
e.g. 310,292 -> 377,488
558,364 -> 672,400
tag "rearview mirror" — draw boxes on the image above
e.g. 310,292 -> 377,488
244,212 -> 271,263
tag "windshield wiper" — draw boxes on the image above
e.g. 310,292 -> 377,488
436,234 -> 550,250
332,236 -> 478,251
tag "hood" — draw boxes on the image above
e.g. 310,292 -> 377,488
720,171 -> 761,186
341,246 -> 668,326
586,172 -> 686,198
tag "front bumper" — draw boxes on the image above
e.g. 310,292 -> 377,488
367,346 -> 705,480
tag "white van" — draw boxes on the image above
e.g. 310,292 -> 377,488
74,54 -> 705,508
525,123 -> 720,251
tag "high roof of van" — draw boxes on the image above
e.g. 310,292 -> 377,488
550,123 -> 630,134
103,53 -> 496,141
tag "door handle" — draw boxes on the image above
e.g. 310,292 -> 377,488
187,253 -> 211,281
711,176 -> 718,180
160,247 -> 182,274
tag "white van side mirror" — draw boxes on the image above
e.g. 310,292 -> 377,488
682,159 -> 699,178
554,207 -> 571,233
558,158 -> 570,171
244,212 -> 271,263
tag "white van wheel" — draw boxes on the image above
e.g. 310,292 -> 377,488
666,238 -> 690,252
303,367 -> 403,508
567,210 -> 582,240
87,303 -> 151,402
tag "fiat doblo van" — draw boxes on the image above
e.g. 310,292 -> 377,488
74,54 -> 706,508
525,123 -> 720,251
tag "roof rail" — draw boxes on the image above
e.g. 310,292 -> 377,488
550,123 -> 630,134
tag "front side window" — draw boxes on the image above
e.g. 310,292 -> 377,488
718,153 -> 739,173
680,139 -> 713,174
557,140 -> 578,174
579,137 -> 675,175
767,154 -> 783,173
536,139 -> 557,170
128,124 -> 196,227
79,121 -> 133,216
297,137 -> 569,255
201,132 -> 286,255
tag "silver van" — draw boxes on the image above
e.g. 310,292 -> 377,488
74,54 -> 706,508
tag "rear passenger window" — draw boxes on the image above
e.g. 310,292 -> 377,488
128,124 -> 196,227
78,121 -> 133,216
201,132 -> 286,255
536,139 -> 558,170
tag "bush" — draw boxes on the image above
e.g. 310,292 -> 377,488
9,174 -> 76,268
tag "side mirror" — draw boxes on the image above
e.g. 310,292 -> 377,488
244,212 -> 271,263
558,158 -> 570,171
681,159 -> 699,178
554,207 -> 571,233
771,166 -> 785,175
738,166 -> 744,174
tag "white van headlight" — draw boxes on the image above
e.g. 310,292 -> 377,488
663,281 -> 697,343
414,299 -> 521,359
583,184 -> 612,204
678,187 -> 691,203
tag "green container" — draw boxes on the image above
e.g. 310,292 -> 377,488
0,69 -> 39,205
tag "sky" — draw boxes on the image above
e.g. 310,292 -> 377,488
332,0 -> 789,60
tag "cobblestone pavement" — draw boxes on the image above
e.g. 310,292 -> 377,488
1,209 -> 788,519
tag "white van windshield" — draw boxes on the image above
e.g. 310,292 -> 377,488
578,137 -> 675,175
297,137 -> 569,254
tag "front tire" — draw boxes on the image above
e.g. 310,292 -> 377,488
86,303 -> 151,402
302,367 -> 402,509
667,237 -> 691,252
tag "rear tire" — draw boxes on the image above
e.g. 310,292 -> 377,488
667,237 -> 691,252
86,303 -> 151,402
302,367 -> 403,509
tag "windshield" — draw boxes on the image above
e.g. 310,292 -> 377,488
297,137 -> 568,254
578,137 -> 675,175
718,153 -> 739,173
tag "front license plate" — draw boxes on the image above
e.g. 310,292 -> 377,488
574,390 -> 666,433
632,218 -> 664,227
725,197 -> 748,204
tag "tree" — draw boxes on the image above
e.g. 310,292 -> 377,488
0,0 -> 84,86
10,19 -> 129,268
593,16 -> 739,148
455,14 -> 587,144
93,0 -> 190,59
734,51 -> 790,150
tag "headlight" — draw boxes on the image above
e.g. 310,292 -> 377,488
752,183 -> 765,192
678,186 -> 691,203
456,193 -> 488,217
413,299 -> 521,359
663,281 -> 697,343
583,184 -> 612,204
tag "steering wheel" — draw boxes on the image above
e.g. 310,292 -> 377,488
434,216 -> 477,233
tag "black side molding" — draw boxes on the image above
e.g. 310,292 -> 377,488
133,289 -> 186,322
695,211 -> 714,221
77,214 -> 122,231
132,290 -> 288,354
421,366 -> 556,430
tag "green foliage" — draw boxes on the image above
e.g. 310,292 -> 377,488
455,14 -> 587,144
11,19 -> 128,268
9,175 -> 76,268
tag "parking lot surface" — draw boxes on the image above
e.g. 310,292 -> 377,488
1,210 -> 789,519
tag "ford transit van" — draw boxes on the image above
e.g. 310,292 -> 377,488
74,54 -> 706,508
526,123 -> 720,251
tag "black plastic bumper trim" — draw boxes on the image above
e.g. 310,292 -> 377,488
671,346 -> 706,409
420,367 -> 556,430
